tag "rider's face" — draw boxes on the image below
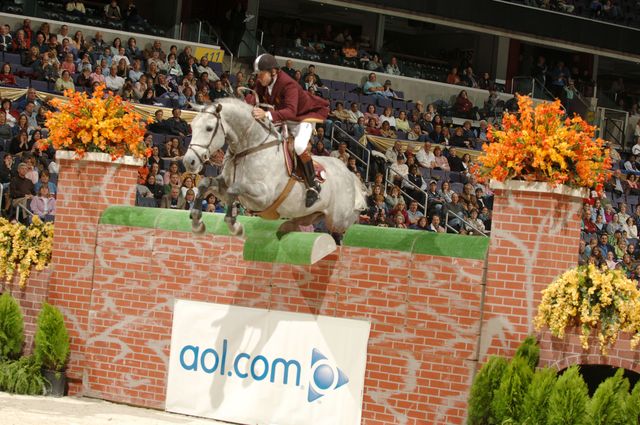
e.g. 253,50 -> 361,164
256,70 -> 272,87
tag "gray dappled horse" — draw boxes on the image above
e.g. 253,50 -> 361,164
183,98 -> 366,237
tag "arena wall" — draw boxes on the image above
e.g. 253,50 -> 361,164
5,154 -> 630,425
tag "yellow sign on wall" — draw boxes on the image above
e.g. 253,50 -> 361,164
194,47 -> 225,63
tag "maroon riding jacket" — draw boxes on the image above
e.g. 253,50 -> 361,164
254,70 -> 329,123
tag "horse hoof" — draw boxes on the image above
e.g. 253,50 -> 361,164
190,209 -> 202,222
224,215 -> 236,226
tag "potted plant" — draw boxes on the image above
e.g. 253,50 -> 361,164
41,84 -> 150,161
474,95 -> 611,193
34,302 -> 70,396
0,292 -> 24,361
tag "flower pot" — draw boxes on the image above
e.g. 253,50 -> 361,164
42,368 -> 66,397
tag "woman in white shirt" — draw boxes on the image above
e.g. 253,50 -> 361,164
623,216 -> 638,239
379,107 -> 396,129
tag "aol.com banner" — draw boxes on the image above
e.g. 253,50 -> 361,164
165,300 -> 370,425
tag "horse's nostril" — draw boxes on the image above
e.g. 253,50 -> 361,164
190,160 -> 195,166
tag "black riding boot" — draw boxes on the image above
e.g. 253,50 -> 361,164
300,152 -> 321,207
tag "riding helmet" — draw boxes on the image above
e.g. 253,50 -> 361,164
253,53 -> 279,73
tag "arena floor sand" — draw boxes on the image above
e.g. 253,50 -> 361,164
0,392 -> 233,425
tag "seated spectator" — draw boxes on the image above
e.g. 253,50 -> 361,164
429,214 -> 446,233
347,157 -> 364,175
352,116 -> 366,140
12,30 -> 29,55
450,126 -> 472,149
462,66 -> 479,88
380,121 -> 396,138
60,53 -> 76,74
460,183 -> 479,211
145,174 -> 164,203
624,155 -> 640,173
365,118 -> 381,136
433,146 -> 450,171
197,57 -> 219,82
312,140 -> 330,156
446,67 -> 461,85
418,112 -> 434,134
364,104 -> 380,127
302,64 -> 324,87
9,130 -> 32,155
165,109 -> 191,137
385,140 -> 404,164
363,73 -> 385,97
209,80 -> 229,101
181,176 -> 199,199
0,113 -> 12,142
389,153 -> 408,185
104,0 -> 123,20
163,170 -> 181,193
396,111 -> 410,132
10,162 -> 34,215
76,67 -> 93,90
0,25 -> 12,53
478,72 -> 493,90
366,54 -> 385,72
105,65 -> 125,93
54,70 -> 75,92
390,199 -> 409,225
330,141 -> 349,164
407,124 -> 424,142
447,147 -> 465,172
416,141 -> 435,169
406,164 -> 427,204
465,208 -> 486,235
386,56 -> 401,76
0,63 -> 16,86
202,193 -> 224,213
329,101 -> 351,123
392,212 -> 407,229
281,59 -> 296,79
164,137 -> 185,158
454,90 -> 478,119
34,170 -> 56,196
29,184 -> 55,222
438,181 -> 455,204
160,186 -> 184,209
347,102 -> 363,124
379,107 -> 396,129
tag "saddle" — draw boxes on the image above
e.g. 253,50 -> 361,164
283,137 -> 327,182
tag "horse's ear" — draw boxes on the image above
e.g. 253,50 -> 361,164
215,103 -> 223,113
189,103 -> 205,112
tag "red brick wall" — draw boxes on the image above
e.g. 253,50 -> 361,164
480,185 -> 585,361
85,226 -> 484,424
23,157 -> 601,425
45,155 -> 140,392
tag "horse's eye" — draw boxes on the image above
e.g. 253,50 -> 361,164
206,126 -> 213,132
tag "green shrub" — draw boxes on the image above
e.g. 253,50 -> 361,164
491,356 -> 534,424
626,379 -> 640,423
467,356 -> 508,425
515,335 -> 540,370
520,367 -> 557,425
0,292 -> 24,360
0,356 -> 47,395
547,366 -> 591,425
34,303 -> 69,371
588,368 -> 630,425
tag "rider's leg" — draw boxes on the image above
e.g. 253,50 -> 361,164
292,121 -> 321,207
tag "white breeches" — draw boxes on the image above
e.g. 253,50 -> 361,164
287,121 -> 314,155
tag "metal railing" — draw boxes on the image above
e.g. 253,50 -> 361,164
511,76 -> 555,101
330,125 -> 370,181
179,19 -> 235,72
384,167 -> 428,215
444,209 -> 489,237
596,107 -> 628,151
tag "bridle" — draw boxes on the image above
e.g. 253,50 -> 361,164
187,103 -> 282,168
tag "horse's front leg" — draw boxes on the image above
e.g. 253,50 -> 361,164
191,176 -> 229,235
224,182 -> 269,238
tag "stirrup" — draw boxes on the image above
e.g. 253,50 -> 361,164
305,186 -> 320,207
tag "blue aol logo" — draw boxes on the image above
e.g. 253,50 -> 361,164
307,348 -> 349,402
178,341 -> 348,403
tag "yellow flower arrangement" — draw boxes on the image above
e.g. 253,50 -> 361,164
535,264 -> 640,355
0,216 -> 54,287
41,84 -> 150,160
474,95 -> 611,192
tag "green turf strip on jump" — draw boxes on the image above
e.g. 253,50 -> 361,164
342,224 -> 489,260
99,206 -> 336,265
99,207 -> 488,262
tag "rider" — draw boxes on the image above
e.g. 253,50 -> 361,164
251,53 -> 329,208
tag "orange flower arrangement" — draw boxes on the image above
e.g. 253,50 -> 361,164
474,95 -> 611,192
41,85 -> 150,160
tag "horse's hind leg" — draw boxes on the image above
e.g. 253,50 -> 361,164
277,212 -> 324,235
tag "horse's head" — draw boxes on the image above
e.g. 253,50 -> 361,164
183,102 -> 226,174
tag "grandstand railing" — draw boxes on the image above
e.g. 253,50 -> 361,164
384,167 -> 428,215
596,107 -> 629,151
330,125 -> 370,181
444,209 -> 489,237
511,76 -> 555,101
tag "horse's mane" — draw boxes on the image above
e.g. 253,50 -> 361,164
205,97 -> 253,115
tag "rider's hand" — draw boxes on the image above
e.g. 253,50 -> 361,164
252,107 -> 266,120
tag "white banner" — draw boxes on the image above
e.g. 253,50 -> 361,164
165,300 -> 371,425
